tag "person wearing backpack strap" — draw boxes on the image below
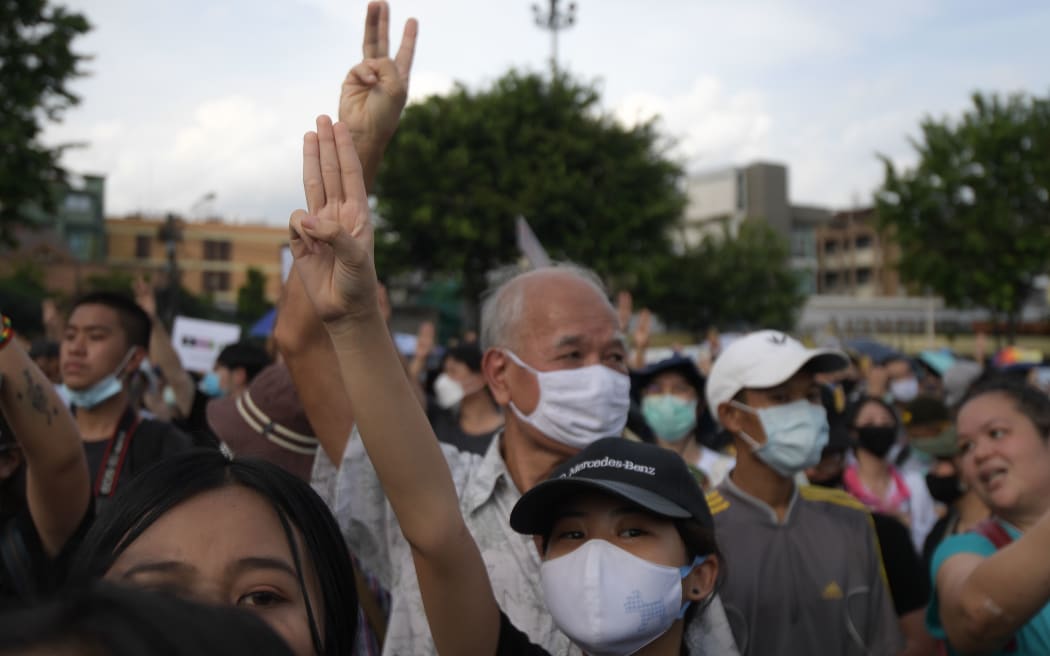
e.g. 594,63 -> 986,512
928,377 -> 1050,655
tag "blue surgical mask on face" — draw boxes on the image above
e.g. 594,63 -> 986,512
60,348 -> 136,409
642,395 -> 698,442
198,371 -> 225,398
730,398 -> 829,477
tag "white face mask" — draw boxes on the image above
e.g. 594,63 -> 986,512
889,377 -> 919,403
504,350 -> 630,449
541,539 -> 701,656
433,373 -> 465,409
730,399 -> 829,477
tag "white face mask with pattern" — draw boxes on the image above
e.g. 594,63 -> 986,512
541,539 -> 704,656
503,350 -> 630,449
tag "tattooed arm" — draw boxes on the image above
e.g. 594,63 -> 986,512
0,339 -> 90,556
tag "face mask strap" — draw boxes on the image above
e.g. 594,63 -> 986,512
502,349 -> 538,375
676,555 -> 709,620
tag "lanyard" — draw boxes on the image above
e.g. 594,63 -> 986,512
93,408 -> 140,498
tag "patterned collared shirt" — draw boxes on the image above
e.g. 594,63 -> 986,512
312,429 -> 740,656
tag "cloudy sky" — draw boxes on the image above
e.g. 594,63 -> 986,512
44,0 -> 1050,226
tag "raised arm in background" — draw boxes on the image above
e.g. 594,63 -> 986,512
290,115 -> 500,656
133,277 -> 196,418
0,327 -> 90,556
275,1 -> 417,465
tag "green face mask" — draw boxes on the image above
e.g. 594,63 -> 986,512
641,394 -> 698,442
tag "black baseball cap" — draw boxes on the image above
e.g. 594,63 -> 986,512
510,437 -> 714,536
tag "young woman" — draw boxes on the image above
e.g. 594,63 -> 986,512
287,113 -> 728,656
841,397 -> 938,550
928,377 -> 1050,654
70,450 -> 358,656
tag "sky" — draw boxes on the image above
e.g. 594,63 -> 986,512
43,0 -> 1050,226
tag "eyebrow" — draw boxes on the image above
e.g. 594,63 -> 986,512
120,560 -> 193,579
552,333 -> 628,350
228,556 -> 299,579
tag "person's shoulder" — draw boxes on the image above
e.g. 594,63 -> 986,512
798,484 -> 871,515
135,417 -> 195,450
931,529 -> 998,573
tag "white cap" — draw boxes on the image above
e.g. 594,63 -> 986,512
705,330 -> 848,415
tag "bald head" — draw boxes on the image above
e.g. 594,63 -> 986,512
480,265 -> 616,352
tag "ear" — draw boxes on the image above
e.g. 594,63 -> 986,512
124,346 -> 148,377
717,401 -> 744,434
0,451 -> 23,479
483,349 -> 512,405
683,556 -> 719,604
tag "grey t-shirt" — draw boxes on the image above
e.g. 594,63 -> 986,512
710,477 -> 904,656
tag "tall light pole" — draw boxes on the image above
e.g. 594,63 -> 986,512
532,0 -> 576,76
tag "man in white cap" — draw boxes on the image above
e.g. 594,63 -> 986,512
704,330 -> 903,655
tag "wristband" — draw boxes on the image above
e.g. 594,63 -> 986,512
0,314 -> 12,352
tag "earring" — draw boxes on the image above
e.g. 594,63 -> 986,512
691,588 -> 699,594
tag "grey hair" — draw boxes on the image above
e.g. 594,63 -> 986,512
479,262 -> 611,351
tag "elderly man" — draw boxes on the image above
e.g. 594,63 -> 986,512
275,5 -> 738,654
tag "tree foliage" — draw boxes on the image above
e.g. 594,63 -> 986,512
0,263 -> 49,335
374,70 -> 686,305
877,92 -> 1050,337
236,267 -> 272,324
0,0 -> 91,246
642,221 -> 804,336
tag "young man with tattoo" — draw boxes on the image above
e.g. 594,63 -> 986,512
58,293 -> 195,509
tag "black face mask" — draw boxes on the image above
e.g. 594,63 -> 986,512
855,426 -> 897,458
926,473 -> 963,505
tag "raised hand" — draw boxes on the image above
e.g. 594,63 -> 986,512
633,308 -> 652,350
616,291 -> 633,333
133,275 -> 157,320
340,2 -> 418,162
289,115 -> 377,326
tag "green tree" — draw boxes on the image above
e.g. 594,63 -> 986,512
0,263 -> 49,335
643,221 -> 804,336
236,267 -> 272,324
375,70 -> 686,307
84,270 -> 134,294
0,0 -> 91,246
877,92 -> 1050,341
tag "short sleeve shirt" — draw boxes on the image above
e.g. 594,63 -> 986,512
927,522 -> 1050,655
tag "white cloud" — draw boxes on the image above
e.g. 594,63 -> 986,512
613,75 -> 772,171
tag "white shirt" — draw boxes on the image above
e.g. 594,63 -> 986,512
312,429 -> 740,656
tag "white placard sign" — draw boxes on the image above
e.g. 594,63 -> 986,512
171,316 -> 242,373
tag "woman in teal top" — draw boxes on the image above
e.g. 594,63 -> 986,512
927,377 -> 1050,654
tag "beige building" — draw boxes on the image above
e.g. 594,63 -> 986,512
814,208 -> 903,297
106,215 -> 287,307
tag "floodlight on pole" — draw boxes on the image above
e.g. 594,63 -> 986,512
532,0 -> 576,76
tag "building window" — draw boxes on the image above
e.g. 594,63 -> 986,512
856,268 -> 873,285
63,193 -> 93,213
823,240 -> 838,255
135,235 -> 151,259
202,271 -> 231,292
855,235 -> 873,250
203,240 -> 232,261
823,272 -> 840,290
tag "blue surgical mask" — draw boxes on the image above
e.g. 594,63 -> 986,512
60,349 -> 136,409
642,395 -> 698,442
198,371 -> 225,398
730,399 -> 829,477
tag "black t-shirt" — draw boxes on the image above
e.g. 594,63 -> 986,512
173,389 -> 221,449
497,611 -> 550,655
922,510 -> 955,576
427,404 -> 498,456
0,502 -> 93,607
83,410 -> 197,504
871,512 -> 930,616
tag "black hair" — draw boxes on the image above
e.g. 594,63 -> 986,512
674,518 -> 726,625
216,341 -> 272,382
71,450 -> 357,655
69,292 -> 152,350
842,396 -> 900,432
442,343 -> 483,373
0,582 -> 295,656
960,376 -> 1050,442
28,339 -> 59,360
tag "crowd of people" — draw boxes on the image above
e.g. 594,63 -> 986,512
2,3 -> 1050,655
